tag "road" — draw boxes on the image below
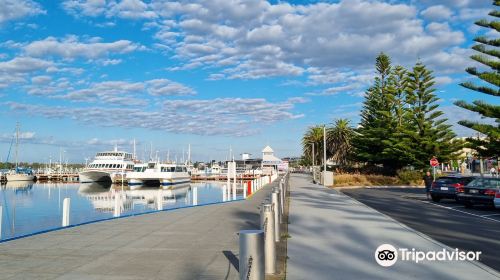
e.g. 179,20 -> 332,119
342,187 -> 500,272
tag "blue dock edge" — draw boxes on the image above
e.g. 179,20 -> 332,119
0,198 -> 245,244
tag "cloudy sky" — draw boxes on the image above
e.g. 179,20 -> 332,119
0,0 -> 496,163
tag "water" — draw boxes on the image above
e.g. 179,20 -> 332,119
0,181 -> 243,241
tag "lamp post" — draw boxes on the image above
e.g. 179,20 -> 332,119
323,125 -> 327,185
311,142 -> 315,183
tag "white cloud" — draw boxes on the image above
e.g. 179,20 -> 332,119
31,75 -> 52,84
146,79 -> 196,96
22,36 -> 143,60
421,5 -> 453,21
0,57 -> 53,73
59,0 -> 482,81
0,0 -> 45,24
6,97 -> 305,136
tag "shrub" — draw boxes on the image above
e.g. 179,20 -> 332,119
333,173 -> 398,186
397,170 -> 422,185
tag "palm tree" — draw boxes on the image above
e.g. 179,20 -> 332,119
302,125 -> 324,166
327,119 -> 354,166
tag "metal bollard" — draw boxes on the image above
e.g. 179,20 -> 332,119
261,204 -> 276,274
239,230 -> 265,280
272,187 -> 282,223
279,184 -> 284,217
62,198 -> 70,227
193,187 -> 198,206
271,192 -> 280,242
244,181 -> 247,198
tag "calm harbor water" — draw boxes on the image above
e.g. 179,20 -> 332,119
0,181 -> 241,241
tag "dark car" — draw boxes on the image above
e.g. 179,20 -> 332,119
456,177 -> 500,208
429,175 -> 475,202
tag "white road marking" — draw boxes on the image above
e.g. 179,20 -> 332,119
481,213 -> 500,217
421,201 -> 500,223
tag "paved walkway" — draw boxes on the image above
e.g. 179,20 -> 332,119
287,174 -> 500,280
0,183 -> 275,280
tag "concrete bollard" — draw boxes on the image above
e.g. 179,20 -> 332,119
157,190 -> 163,211
232,183 -> 237,200
244,181 -> 247,198
193,187 -> 198,206
62,198 -> 70,227
271,192 -> 280,242
261,204 -> 276,274
223,185 -> 227,202
239,230 -> 265,280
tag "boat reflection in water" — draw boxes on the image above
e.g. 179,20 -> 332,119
0,181 -> 226,241
3,180 -> 34,193
78,182 -> 192,216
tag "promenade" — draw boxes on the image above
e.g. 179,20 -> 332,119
287,174 -> 500,280
0,183 -> 275,280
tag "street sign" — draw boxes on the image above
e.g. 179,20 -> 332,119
430,157 -> 439,167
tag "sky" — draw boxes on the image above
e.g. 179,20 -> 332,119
0,0 -> 497,163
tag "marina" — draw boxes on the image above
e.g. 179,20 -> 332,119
0,180 -> 252,241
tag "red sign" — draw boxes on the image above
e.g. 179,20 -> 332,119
430,157 -> 439,167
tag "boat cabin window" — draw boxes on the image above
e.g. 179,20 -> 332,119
148,163 -> 156,169
183,167 -> 187,172
175,166 -> 182,172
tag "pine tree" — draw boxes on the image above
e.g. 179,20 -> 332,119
355,53 -> 394,166
454,1 -> 500,158
405,62 -> 461,168
381,65 -> 416,168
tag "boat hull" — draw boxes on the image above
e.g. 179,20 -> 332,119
6,173 -> 35,182
79,171 -> 112,183
128,178 -> 191,189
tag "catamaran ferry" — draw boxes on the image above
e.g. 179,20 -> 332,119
127,162 -> 191,189
79,149 -> 135,183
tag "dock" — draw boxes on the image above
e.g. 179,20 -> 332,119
0,178 -> 281,279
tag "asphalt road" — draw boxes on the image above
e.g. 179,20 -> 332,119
342,187 -> 500,272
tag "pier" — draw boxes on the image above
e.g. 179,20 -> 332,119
0,175 -> 285,279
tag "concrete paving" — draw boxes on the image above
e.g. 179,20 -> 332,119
287,174 -> 500,280
0,183 -> 275,280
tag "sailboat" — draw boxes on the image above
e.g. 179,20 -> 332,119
6,123 -> 35,182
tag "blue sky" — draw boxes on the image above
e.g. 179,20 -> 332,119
0,0 -> 496,163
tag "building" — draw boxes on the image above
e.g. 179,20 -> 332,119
261,146 -> 284,174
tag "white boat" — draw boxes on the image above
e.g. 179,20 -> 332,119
6,123 -> 35,182
79,147 -> 135,183
127,161 -> 191,189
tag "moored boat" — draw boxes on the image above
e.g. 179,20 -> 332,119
79,147 -> 135,183
127,161 -> 191,189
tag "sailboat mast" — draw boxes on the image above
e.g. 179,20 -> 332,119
15,123 -> 19,169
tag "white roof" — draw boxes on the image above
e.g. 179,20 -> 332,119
262,145 -> 274,153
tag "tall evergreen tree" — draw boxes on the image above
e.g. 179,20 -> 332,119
355,53 -> 394,166
405,62 -> 461,168
381,65 -> 416,168
454,1 -> 499,158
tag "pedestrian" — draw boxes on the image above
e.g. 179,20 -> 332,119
491,167 -> 497,176
422,171 -> 433,200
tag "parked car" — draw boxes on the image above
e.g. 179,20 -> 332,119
456,177 -> 500,208
429,175 -> 475,202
